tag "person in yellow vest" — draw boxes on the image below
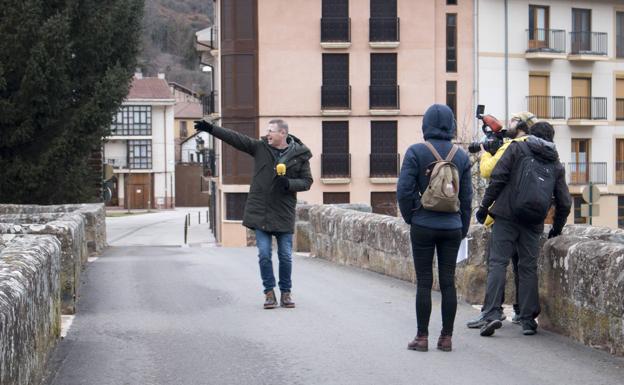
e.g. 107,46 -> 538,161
466,111 -> 537,329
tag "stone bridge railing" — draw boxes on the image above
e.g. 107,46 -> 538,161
0,203 -> 107,385
295,204 -> 624,356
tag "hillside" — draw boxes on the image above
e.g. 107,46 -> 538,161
138,0 -> 213,94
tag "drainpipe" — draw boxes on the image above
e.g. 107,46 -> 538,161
164,105 -> 168,209
473,0 -> 479,136
504,0 -> 509,123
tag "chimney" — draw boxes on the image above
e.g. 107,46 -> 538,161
134,69 -> 143,79
157,73 -> 166,80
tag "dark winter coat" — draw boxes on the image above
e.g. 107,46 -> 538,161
210,124 -> 313,233
397,104 -> 473,237
481,136 -> 571,233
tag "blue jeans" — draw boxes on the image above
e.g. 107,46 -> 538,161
255,230 -> 293,293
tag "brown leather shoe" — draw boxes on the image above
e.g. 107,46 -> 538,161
280,291 -> 295,308
437,335 -> 452,352
407,335 -> 428,352
264,290 -> 277,309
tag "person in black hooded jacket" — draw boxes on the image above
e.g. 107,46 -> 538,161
397,104 -> 473,352
475,122 -> 571,337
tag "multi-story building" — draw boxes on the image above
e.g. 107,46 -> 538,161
478,0 -> 624,228
202,0 -> 474,246
103,73 -> 176,209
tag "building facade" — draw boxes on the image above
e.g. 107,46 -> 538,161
203,0 -> 474,246
103,74 -> 176,209
478,0 -> 624,228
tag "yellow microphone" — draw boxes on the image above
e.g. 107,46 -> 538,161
276,163 -> 286,176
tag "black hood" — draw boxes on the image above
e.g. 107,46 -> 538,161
422,104 -> 456,141
262,134 -> 312,161
526,135 -> 559,162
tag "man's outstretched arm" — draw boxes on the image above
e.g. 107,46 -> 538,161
195,120 -> 259,156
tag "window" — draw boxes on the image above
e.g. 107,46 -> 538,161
617,139 -> 624,184
446,81 -> 457,117
617,78 -> 624,121
370,53 -> 398,109
225,193 -> 248,221
323,192 -> 350,204
321,0 -> 350,42
370,121 -> 398,177
127,140 -> 152,169
528,5 -> 549,48
322,54 -> 350,109
571,8 -> 591,53
180,121 -> 188,138
446,14 -> 457,72
447,0 -> 457,5
371,192 -> 397,216
573,195 -> 587,224
618,12 -> 624,58
570,139 -> 590,185
111,106 -> 152,136
370,0 -> 399,42
619,196 -> 624,228
322,121 -> 350,178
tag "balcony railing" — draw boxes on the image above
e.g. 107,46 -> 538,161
321,153 -> 351,178
321,85 -> 351,109
617,99 -> 624,120
370,153 -> 400,178
526,96 -> 566,120
369,17 -> 400,42
616,162 -> 624,184
202,91 -> 218,116
567,162 -> 607,185
570,31 -> 607,55
526,28 -> 566,53
321,17 -> 351,43
569,97 -> 607,120
104,157 -> 128,169
370,85 -> 400,109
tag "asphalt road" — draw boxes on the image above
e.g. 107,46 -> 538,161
44,211 -> 624,385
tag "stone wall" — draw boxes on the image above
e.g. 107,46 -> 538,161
0,235 -> 61,385
297,205 -> 624,356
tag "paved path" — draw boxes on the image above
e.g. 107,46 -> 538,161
44,211 -> 624,385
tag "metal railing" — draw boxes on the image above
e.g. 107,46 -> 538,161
370,85 -> 400,109
370,153 -> 400,177
202,91 -> 218,116
104,157 -> 127,169
617,99 -> 624,120
321,17 -> 351,43
321,85 -> 351,109
369,17 -> 400,42
570,31 -> 607,55
567,162 -> 607,185
526,96 -> 566,119
569,97 -> 607,120
321,153 -> 351,178
526,28 -> 566,53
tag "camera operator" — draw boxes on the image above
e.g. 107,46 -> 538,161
466,112 -> 537,329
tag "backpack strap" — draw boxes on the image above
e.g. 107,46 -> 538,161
424,142 -> 443,161
445,145 -> 459,162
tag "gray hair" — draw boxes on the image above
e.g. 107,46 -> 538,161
268,119 -> 289,134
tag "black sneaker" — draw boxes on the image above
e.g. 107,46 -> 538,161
512,313 -> 521,324
480,319 -> 502,337
522,320 -> 538,335
466,313 -> 487,329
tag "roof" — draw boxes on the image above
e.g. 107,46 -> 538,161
175,102 -> 203,119
127,78 -> 173,100
169,82 -> 199,97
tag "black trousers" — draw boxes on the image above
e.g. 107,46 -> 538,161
410,225 -> 462,336
482,235 -> 520,314
482,218 -> 541,323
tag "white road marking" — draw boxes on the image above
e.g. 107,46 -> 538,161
61,315 -> 75,338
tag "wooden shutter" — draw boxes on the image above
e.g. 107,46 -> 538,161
371,121 -> 397,154
323,54 -> 349,85
323,192 -> 350,204
371,54 -> 397,85
322,0 -> 348,17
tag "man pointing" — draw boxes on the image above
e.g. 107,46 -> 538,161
195,118 -> 313,309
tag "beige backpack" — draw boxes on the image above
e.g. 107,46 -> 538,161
421,142 -> 461,213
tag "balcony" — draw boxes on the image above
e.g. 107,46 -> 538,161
369,17 -> 400,48
370,85 -> 400,114
369,153 -> 400,182
321,153 -> 351,183
568,97 -> 607,125
196,26 -> 218,51
617,99 -> 624,121
202,91 -> 218,117
321,17 -> 351,49
567,162 -> 607,185
526,96 -> 566,120
569,32 -> 608,61
104,157 -> 128,170
525,29 -> 566,59
321,85 -> 351,115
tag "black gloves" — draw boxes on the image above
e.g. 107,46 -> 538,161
194,119 -> 214,133
548,228 -> 562,239
275,176 -> 289,192
476,205 -> 488,224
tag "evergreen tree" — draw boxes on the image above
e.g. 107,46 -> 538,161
0,0 -> 144,204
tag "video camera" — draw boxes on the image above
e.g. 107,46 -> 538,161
468,105 -> 505,155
